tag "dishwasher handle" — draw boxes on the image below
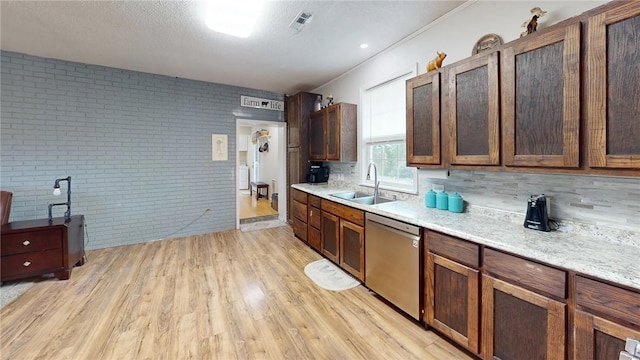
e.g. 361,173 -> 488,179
366,213 -> 421,237
366,218 -> 421,242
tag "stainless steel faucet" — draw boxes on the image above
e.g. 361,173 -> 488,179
366,161 -> 380,204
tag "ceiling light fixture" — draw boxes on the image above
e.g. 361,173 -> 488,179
205,0 -> 264,38
360,43 -> 369,49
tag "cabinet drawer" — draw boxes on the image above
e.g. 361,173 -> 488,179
292,217 -> 307,242
1,249 -> 63,278
321,200 -> 364,227
308,195 -> 321,208
292,189 -> 308,204
292,200 -> 307,223
427,231 -> 480,268
1,229 -> 62,255
308,206 -> 321,229
575,275 -> 640,325
308,226 -> 321,252
484,248 -> 566,299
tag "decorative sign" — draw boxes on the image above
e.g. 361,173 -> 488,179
240,96 -> 284,112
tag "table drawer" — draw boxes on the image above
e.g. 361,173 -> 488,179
1,229 -> 62,255
484,248 -> 566,299
1,249 -> 63,278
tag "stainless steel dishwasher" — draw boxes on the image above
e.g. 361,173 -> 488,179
365,212 -> 422,320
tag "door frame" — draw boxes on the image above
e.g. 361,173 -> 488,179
235,119 -> 287,228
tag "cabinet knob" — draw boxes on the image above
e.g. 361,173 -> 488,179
23,261 -> 31,267
310,210 -> 313,216
22,240 -> 31,246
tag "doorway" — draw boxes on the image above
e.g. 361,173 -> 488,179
236,119 -> 287,228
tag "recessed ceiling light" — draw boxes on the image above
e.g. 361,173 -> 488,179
360,43 -> 369,49
205,0 -> 264,38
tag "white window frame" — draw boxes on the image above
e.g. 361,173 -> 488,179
359,65 -> 418,194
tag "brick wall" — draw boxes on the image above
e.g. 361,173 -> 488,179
1,51 -> 284,249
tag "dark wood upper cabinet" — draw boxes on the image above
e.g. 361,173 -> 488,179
406,71 -> 441,167
502,23 -> 581,168
446,52 -> 500,166
587,2 -> 640,169
309,103 -> 357,162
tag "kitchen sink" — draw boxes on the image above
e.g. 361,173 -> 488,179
330,191 -> 372,200
330,192 -> 396,205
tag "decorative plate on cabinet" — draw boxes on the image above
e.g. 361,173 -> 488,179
472,34 -> 503,55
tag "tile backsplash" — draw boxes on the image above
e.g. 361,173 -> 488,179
328,163 -> 640,236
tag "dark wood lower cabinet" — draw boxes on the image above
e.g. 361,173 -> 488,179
339,220 -> 364,281
426,252 -> 479,354
482,275 -> 566,360
574,309 -> 640,360
321,212 -> 339,263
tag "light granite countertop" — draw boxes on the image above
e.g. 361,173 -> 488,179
292,183 -> 640,291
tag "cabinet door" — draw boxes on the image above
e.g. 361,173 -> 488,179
482,275 -> 566,360
339,220 -> 364,281
321,212 -> 339,263
426,253 -> 479,354
502,23 -> 581,168
587,2 -> 640,168
286,147 -> 300,222
326,105 -> 340,161
447,52 -> 500,166
406,72 -> 441,166
287,94 -> 301,147
309,110 -> 325,161
574,310 -> 640,360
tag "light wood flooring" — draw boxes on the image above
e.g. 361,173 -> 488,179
0,226 -> 473,360
239,191 -> 278,222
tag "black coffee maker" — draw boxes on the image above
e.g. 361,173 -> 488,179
307,163 -> 330,183
524,194 -> 551,231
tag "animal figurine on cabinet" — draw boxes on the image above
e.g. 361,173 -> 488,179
520,7 -> 548,37
426,52 -> 447,72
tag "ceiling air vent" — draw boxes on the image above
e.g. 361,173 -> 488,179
289,11 -> 312,32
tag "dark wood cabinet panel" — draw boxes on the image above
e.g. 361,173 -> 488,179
588,2 -> 640,168
575,275 -> 640,326
484,248 -> 566,299
309,110 -> 325,160
339,221 -> 364,281
426,252 -> 479,354
286,92 -> 320,223
308,205 -> 321,230
447,51 -> 500,165
482,275 -> 566,360
427,230 -> 480,268
502,23 -> 581,168
292,217 -> 307,242
321,199 -> 364,227
309,103 -> 357,162
574,309 -> 640,360
406,71 -> 441,166
321,212 -> 339,263
307,226 -> 321,253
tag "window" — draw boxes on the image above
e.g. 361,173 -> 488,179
360,68 -> 417,193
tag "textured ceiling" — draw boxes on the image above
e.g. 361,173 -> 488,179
0,1 -> 464,94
